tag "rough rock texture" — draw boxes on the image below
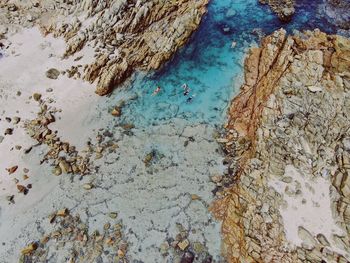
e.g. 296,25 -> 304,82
0,0 -> 209,95
259,0 -> 295,22
322,0 -> 350,32
211,29 -> 350,262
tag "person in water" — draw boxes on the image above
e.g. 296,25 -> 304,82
152,86 -> 161,96
182,83 -> 190,96
186,95 -> 194,103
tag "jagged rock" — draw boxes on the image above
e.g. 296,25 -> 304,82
0,0 -> 210,95
259,0 -> 295,22
212,29 -> 350,262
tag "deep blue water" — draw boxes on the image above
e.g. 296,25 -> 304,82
109,0 -> 337,127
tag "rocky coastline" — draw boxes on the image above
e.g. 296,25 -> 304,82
212,29 -> 350,262
1,1 -> 350,262
0,0 -> 209,95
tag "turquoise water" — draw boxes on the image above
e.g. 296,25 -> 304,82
109,0 -> 337,127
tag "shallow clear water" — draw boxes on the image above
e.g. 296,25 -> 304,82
110,0 -> 337,127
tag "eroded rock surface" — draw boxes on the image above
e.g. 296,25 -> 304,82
212,29 -> 350,262
321,0 -> 350,34
0,0 -> 209,95
259,0 -> 295,22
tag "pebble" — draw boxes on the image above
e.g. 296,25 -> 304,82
58,160 -> 70,174
117,249 -> 125,258
177,239 -> 190,250
111,107 -> 122,117
24,146 -> 32,154
307,86 -> 323,93
4,128 -> 13,135
108,212 -> 118,219
6,165 -> 18,174
211,175 -> 222,183
191,194 -> 200,200
6,195 -> 14,202
83,183 -> 93,190
49,214 -> 56,224
192,242 -> 205,253
21,243 -> 37,255
103,223 -> 111,230
282,176 -> 293,183
52,167 -> 62,176
56,208 -> 69,217
0,136 -> 4,143
160,241 -> 170,255
33,93 -> 42,101
17,185 -> 27,194
13,117 -> 20,124
46,68 -> 60,79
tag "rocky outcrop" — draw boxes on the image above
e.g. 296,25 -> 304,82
321,0 -> 350,32
212,29 -> 350,262
259,0 -> 295,22
0,0 -> 209,95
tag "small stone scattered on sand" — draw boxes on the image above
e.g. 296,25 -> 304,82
32,93 -> 41,101
13,117 -> 20,124
109,212 -> 118,219
21,243 -> 37,255
177,239 -> 190,250
83,183 -> 93,190
56,208 -> 69,217
111,106 -> 122,117
6,165 -> 18,174
16,184 -> 27,194
45,68 -> 60,79
4,128 -> 13,135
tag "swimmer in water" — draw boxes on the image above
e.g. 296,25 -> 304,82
182,83 -> 190,96
152,86 -> 161,96
186,96 -> 193,103
186,94 -> 196,103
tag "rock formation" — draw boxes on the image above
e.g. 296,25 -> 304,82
0,0 -> 209,95
322,0 -> 350,33
259,0 -> 295,22
212,29 -> 350,262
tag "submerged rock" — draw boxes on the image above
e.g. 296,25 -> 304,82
259,0 -> 295,22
